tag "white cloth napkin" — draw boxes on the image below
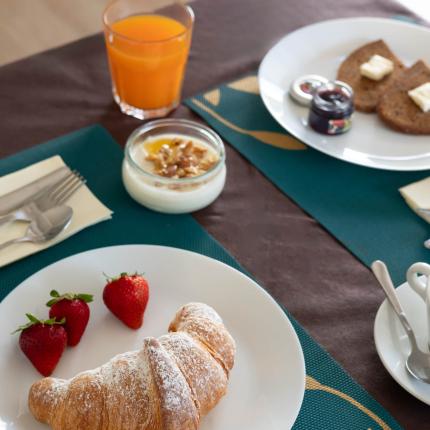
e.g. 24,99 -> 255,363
399,177 -> 430,222
0,155 -> 112,267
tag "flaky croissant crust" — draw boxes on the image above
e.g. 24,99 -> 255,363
28,303 -> 236,430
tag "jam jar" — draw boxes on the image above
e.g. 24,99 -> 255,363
308,81 -> 354,135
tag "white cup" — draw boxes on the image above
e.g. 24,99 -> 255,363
406,262 -> 430,345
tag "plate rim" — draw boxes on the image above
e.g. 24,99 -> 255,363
0,244 -> 306,428
374,282 -> 430,405
258,16 -> 430,172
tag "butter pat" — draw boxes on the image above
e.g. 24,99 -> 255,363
408,82 -> 430,113
360,55 -> 394,81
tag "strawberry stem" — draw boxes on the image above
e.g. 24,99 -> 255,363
46,290 -> 93,307
26,313 -> 39,324
103,271 -> 145,283
77,293 -> 93,302
12,314 -> 66,334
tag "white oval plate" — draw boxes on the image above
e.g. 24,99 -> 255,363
374,281 -> 430,404
0,245 -> 305,429
259,17 -> 430,171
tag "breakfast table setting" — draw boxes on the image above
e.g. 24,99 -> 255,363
1,0 -> 430,428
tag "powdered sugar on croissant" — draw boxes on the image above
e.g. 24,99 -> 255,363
28,303 -> 236,430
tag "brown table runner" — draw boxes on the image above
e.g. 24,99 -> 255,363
0,0 -> 427,427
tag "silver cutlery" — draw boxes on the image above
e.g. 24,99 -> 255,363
0,170 -> 85,227
0,166 -> 70,215
0,205 -> 73,251
371,260 -> 430,383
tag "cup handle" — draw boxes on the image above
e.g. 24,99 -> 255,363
406,262 -> 430,301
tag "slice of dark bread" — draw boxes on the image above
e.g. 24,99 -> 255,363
378,60 -> 430,135
337,40 -> 405,112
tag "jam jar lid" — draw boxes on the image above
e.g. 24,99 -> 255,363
289,74 -> 329,106
311,81 -> 354,119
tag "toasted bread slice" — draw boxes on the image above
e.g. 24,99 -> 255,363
378,60 -> 430,135
337,40 -> 405,112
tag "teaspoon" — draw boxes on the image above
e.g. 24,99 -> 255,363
0,205 -> 73,251
372,260 -> 430,383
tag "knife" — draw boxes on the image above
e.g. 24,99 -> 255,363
0,166 -> 70,215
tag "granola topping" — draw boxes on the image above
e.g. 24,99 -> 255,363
143,137 -> 219,179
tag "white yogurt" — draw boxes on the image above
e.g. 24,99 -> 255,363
122,128 -> 226,214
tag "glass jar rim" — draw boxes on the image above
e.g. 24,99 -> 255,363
103,1 -> 194,45
312,81 -> 354,114
124,119 -> 226,185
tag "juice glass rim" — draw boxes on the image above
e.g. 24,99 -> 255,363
103,0 -> 195,45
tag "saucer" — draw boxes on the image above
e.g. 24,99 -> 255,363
374,281 -> 430,404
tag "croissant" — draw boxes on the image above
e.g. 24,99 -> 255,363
28,302 -> 236,430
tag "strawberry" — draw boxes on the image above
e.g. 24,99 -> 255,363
103,272 -> 149,329
47,290 -> 93,346
13,314 -> 67,376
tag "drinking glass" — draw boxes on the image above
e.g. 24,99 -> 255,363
103,0 -> 194,119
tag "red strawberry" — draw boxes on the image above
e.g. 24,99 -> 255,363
103,272 -> 149,329
47,290 -> 93,346
14,314 -> 67,376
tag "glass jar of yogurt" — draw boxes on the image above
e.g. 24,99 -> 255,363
122,119 -> 226,214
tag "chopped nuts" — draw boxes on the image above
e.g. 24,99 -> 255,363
145,138 -> 218,178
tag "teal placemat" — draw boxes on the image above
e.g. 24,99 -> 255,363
0,125 -> 401,429
185,79 -> 430,286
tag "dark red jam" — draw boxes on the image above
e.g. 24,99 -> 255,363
308,82 -> 354,135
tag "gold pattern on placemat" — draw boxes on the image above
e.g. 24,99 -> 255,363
306,376 -> 391,430
203,89 -> 221,106
228,76 -> 260,94
190,98 -> 306,150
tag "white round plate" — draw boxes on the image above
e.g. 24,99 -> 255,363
0,245 -> 305,429
374,281 -> 430,404
259,17 -> 430,171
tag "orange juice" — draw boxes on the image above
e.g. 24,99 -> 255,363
105,14 -> 192,113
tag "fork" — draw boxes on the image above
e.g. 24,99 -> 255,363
0,170 -> 86,227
